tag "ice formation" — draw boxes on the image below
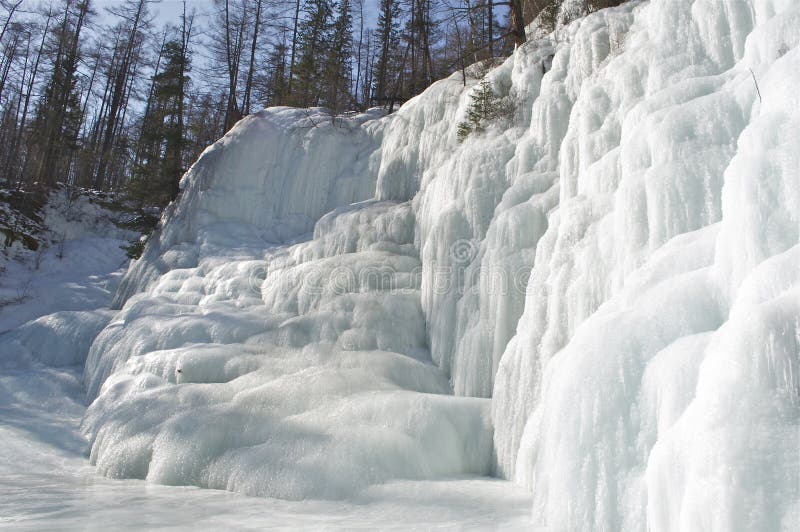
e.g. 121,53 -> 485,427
76,0 -> 798,529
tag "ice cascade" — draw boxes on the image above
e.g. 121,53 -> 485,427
81,1 -> 799,530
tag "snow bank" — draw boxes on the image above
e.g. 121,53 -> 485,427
0,187 -> 136,332
1,310 -> 114,367
81,0 -> 799,527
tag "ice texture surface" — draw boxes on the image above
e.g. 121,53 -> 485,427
0,202 -> 530,530
20,0 -> 799,529
84,191 -> 495,498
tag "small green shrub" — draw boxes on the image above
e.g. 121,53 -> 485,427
457,80 -> 515,143
123,237 -> 148,260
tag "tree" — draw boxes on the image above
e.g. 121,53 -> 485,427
509,0 -> 527,44
241,0 -> 261,115
324,0 -> 353,112
185,90 -> 226,164
0,1 -> 23,46
1,0 -> 565,197
28,0 -> 91,187
93,0 -> 149,189
221,0 -> 245,130
130,36 -> 191,206
404,0 -> 435,96
456,79 -> 507,142
287,0 -> 301,97
292,0 -> 333,107
264,36 -> 289,106
373,0 -> 400,106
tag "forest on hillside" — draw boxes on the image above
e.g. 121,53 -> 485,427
0,0 -> 620,207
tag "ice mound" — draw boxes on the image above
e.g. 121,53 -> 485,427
81,0 -> 799,527
84,197 -> 492,498
1,310 -> 114,367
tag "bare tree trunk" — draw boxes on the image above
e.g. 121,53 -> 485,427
2,33 -> 29,172
0,32 -> 19,109
5,24 -> 32,184
388,40 -> 411,112
510,0 -> 526,45
453,17 -> 467,86
353,0 -> 364,106
17,9 -> 53,187
86,34 -> 122,181
41,0 -> 90,186
133,28 -> 167,170
175,0 -> 193,195
360,30 -> 372,108
94,0 -> 144,189
242,0 -> 261,115
0,0 -> 22,46
488,0 -> 494,57
287,0 -> 301,98
223,0 -> 245,131
421,0 -> 433,86
79,50 -> 100,136
110,42 -> 143,188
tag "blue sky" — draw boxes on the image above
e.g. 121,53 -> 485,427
92,0 -> 379,33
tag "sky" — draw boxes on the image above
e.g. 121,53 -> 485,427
91,0 -> 379,33
83,0 -> 381,93
92,0 -> 213,28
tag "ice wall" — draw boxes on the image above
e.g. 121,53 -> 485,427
486,1 -> 799,530
83,0 -> 799,528
367,0 -> 798,528
112,108 -> 380,308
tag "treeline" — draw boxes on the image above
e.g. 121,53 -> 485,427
0,0 -> 620,207
0,0 -> 201,205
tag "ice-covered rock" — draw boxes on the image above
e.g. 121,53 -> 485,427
80,0 -> 799,528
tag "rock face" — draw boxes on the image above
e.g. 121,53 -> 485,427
83,1 -> 799,530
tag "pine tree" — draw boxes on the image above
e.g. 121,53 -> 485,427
130,38 -> 190,207
324,0 -> 353,113
29,0 -> 90,187
292,0 -> 333,107
373,0 -> 400,106
457,80 -> 499,142
265,39 -> 289,106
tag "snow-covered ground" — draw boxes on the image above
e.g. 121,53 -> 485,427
0,363 -> 532,530
2,0 -> 799,530
0,187 -> 133,332
0,238 -> 127,333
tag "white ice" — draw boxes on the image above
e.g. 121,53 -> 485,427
0,196 -> 532,529
3,0 -> 799,530
0,347 -> 532,530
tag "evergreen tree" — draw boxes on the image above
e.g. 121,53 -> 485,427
457,80 -> 501,142
324,0 -> 353,113
264,39 -> 289,106
29,0 -> 90,186
185,91 -> 226,164
292,0 -> 333,107
373,0 -> 400,106
130,38 -> 190,207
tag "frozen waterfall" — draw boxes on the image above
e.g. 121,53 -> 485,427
72,0 -> 800,530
